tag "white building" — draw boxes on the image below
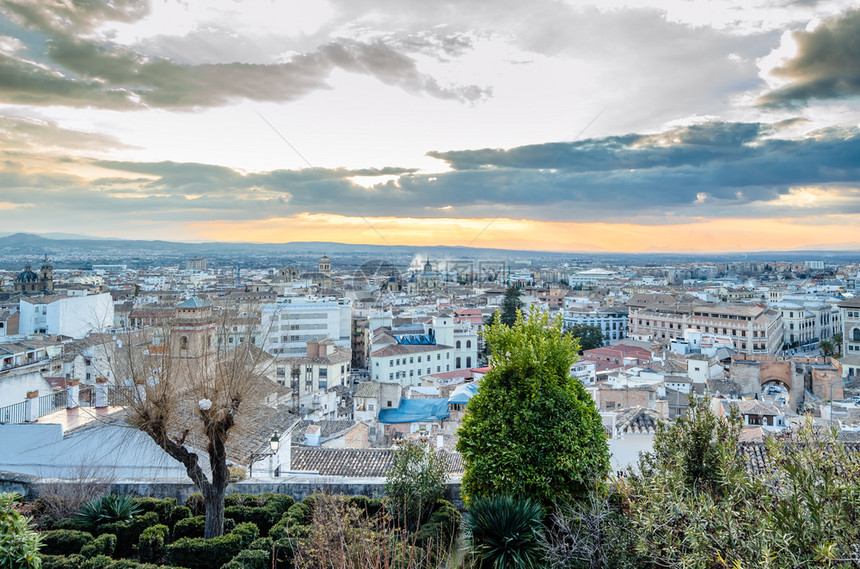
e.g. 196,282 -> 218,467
18,293 -> 114,339
563,309 -> 628,345
260,297 -> 352,356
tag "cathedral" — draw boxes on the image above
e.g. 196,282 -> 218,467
13,257 -> 54,294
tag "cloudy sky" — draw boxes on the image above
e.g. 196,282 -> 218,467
1,0 -> 860,253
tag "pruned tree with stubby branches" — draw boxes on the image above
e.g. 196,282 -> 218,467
106,301 -> 270,539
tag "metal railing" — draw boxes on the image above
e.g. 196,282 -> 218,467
0,400 -> 26,424
0,385 -> 100,424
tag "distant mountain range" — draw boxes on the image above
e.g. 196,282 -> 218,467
0,232 -> 858,265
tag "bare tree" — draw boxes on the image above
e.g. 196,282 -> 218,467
107,299 -> 270,538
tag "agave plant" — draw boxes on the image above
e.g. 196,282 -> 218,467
463,495 -> 545,569
76,494 -> 141,525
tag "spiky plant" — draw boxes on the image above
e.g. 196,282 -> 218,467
463,495 -> 545,569
76,494 -> 141,525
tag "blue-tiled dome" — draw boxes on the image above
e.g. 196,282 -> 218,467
14,266 -> 39,283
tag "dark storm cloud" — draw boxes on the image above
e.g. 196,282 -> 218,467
760,9 -> 860,108
0,0 -> 489,110
3,121 -> 860,224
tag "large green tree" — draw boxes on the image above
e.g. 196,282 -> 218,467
457,307 -> 610,505
500,285 -> 524,327
566,323 -> 605,353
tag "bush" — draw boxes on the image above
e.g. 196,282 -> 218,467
414,499 -> 461,552
97,511 -> 158,558
173,515 -> 205,540
222,549 -> 269,569
166,533 -> 243,569
168,505 -> 191,528
0,493 -> 43,569
40,554 -> 84,569
41,529 -> 93,555
224,505 -> 278,534
248,536 -> 273,551
79,557 -> 170,569
80,532 -> 117,557
272,538 -> 297,569
184,493 -> 205,517
464,495 -> 545,569
137,524 -> 168,563
131,498 -> 176,526
257,493 -> 294,516
386,441 -> 447,530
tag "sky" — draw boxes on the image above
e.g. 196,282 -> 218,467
1,0 -> 860,253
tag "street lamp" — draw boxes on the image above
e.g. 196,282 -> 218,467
248,433 -> 280,478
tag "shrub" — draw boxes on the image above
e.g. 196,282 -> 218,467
131,498 -> 176,526
224,505 -> 278,534
76,495 -> 141,526
414,499 -> 461,552
272,538 -> 297,569
257,493 -> 294,516
97,511 -> 158,558
464,495 -> 545,569
166,533 -> 243,569
173,515 -> 205,540
458,307 -> 609,505
79,557 -> 169,569
222,549 -> 269,569
80,533 -> 117,557
385,441 -> 447,530
40,554 -> 84,569
137,524 -> 168,563
40,529 -> 93,555
168,506 -> 191,528
184,493 -> 205,517
0,492 -> 43,569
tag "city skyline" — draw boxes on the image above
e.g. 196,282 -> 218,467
1,0 -> 860,253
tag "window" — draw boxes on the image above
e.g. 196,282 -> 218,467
389,360 -> 393,367
456,340 -> 461,349
409,357 -> 413,363
437,354 -> 441,360
467,357 -> 472,367
387,400 -> 393,407
389,373 -> 393,380
854,328 -> 860,342
456,357 -> 461,368
466,340 -> 471,348
418,356 -> 422,362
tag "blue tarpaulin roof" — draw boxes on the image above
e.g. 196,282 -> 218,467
378,398 -> 450,423
448,383 -> 478,404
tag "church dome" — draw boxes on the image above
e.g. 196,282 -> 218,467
15,265 -> 39,283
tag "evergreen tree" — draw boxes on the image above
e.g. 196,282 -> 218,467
457,307 -> 609,505
500,285 -> 524,327
566,323 -> 605,353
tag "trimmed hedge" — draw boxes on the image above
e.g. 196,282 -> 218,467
224,505 -> 278,535
184,493 -> 205,517
131,498 -> 176,526
165,522 -> 259,569
80,533 -> 117,558
41,529 -> 93,555
40,554 -> 84,569
247,536 -> 273,551
138,524 -> 169,563
97,511 -> 159,558
172,515 -> 205,540
79,556 -> 172,569
222,549 -> 269,569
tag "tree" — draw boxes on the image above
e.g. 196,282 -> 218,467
457,306 -> 609,505
385,441 -> 447,530
566,324 -> 605,353
819,338 -> 835,357
500,285 -> 524,327
833,333 -> 844,355
108,303 -> 267,539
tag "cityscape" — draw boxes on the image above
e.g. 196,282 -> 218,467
3,0 -> 860,567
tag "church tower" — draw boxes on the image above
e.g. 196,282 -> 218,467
39,256 -> 54,292
319,255 -> 331,277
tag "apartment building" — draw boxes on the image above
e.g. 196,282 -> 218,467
260,297 -> 352,356
629,296 -> 783,356
838,297 -> 860,378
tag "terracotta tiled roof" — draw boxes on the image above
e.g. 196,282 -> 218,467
738,441 -> 860,474
290,447 -> 464,477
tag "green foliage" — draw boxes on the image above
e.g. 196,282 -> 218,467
413,499 -> 461,553
137,525 -> 168,564
96,511 -> 158,558
247,536 -> 273,551
80,533 -> 116,558
40,529 -> 93,556
0,492 -> 43,569
76,495 -> 141,526
172,515 -> 205,540
464,495 -> 545,569
385,441 -> 448,530
565,324 -> 604,353
221,549 -> 270,569
623,411 -> 860,568
184,493 -> 205,517
165,522 -> 257,569
40,555 -> 83,569
79,557 -> 170,569
500,285 -> 524,327
458,306 -> 609,505
168,506 -> 191,528
131,498 -> 176,527
644,395 -> 743,491
819,338 -> 835,357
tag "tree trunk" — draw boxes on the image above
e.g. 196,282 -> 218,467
203,486 -> 226,539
